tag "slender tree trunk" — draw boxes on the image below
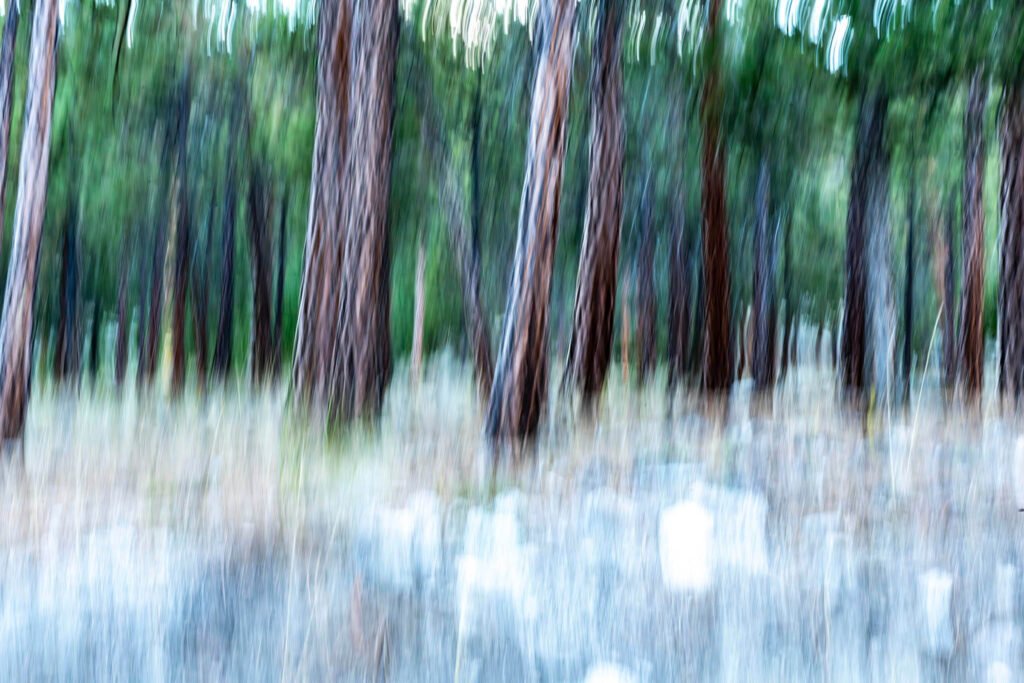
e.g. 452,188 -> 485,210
115,261 -> 129,389
273,189 -> 287,377
636,187 -> 656,384
780,214 -> 792,381
417,77 -> 495,399
88,301 -> 101,382
815,320 -> 824,366
752,160 -> 777,389
667,209 -> 690,393
213,137 -> 237,380
621,277 -> 631,385
0,0 -> 57,440
292,0 -> 351,406
190,199 -> 213,393
170,71 -> 192,396
943,196 -> 957,391
54,214 -> 79,384
410,233 -> 426,386
485,0 -> 576,442
0,4 -> 19,244
328,0 -> 399,422
1000,80 -> 1024,402
903,178 -> 915,403
700,0 -> 732,392
959,69 -> 987,400
247,165 -> 275,385
564,0 -> 624,407
842,88 -> 889,398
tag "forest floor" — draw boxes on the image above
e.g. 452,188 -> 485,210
0,354 -> 1021,681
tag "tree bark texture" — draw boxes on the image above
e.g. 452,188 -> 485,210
0,0 -> 58,440
564,0 -> 624,407
959,69 -> 987,399
485,0 -> 576,441
1000,80 -> 1024,400
752,160 -> 777,389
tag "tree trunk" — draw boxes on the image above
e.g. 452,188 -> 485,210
751,160 -> 777,389
0,0 -> 57,440
293,0 -> 351,409
212,134 -> 237,380
942,195 -> 957,391
88,301 -> 101,383
273,189 -> 287,377
190,198 -> 213,393
485,0 -> 576,442
564,0 -> 624,407
410,233 -> 426,386
1000,80 -> 1024,401
327,0 -> 399,423
416,77 -> 495,398
700,0 -> 732,392
667,209 -> 690,393
115,260 -> 129,389
959,69 -> 987,400
903,178 -> 915,403
170,71 -> 192,396
54,213 -> 80,384
780,214 -> 792,381
0,4 -> 19,244
247,164 -> 275,385
636,186 -> 656,385
842,88 -> 890,398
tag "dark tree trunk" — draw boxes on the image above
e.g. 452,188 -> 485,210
780,214 -> 792,381
751,160 -> 777,389
667,209 -> 690,393
903,178 -> 915,403
213,132 -> 238,380
636,186 -> 656,384
328,0 -> 399,422
486,0 -> 576,442
688,247 -> 704,375
0,4 -> 19,243
170,70 -> 192,396
564,0 -> 624,407
293,0 -> 351,408
700,0 -> 732,392
115,260 -> 129,389
410,232 -> 426,385
190,198 -> 213,393
1000,80 -> 1024,401
842,88 -> 889,398
959,69 -> 987,399
88,301 -> 101,382
815,320 -> 824,366
942,196 -> 957,391
54,213 -> 79,383
273,189 -> 287,377
0,0 -> 57,441
140,216 -> 168,385
247,165 -> 275,385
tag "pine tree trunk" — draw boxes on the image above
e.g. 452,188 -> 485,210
842,88 -> 889,398
485,0 -> 576,442
942,196 -> 957,391
293,0 -> 351,408
0,0 -> 57,440
190,200 -> 212,393
247,165 -> 275,385
564,0 -> 623,407
115,262 -> 129,389
54,215 -> 79,383
752,160 -> 777,389
780,214 -> 792,381
328,0 -> 399,422
903,179 -> 915,403
170,71 -> 192,396
636,187 -> 656,385
410,234 -> 426,386
959,69 -> 987,399
0,4 -> 19,243
272,189 -> 287,377
999,80 -> 1024,401
667,210 -> 690,392
700,0 -> 732,392
88,301 -> 101,383
213,137 -> 237,380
